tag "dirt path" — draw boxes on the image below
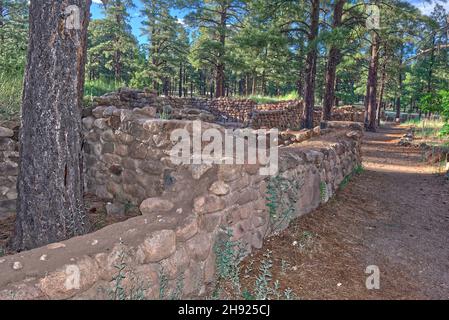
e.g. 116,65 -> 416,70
240,124 -> 449,300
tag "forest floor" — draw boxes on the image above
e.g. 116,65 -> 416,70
239,123 -> 449,300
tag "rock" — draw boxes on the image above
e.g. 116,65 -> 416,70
0,162 -> 18,176
105,202 -> 125,216
38,256 -> 100,299
137,230 -> 176,263
185,233 -> 212,261
0,127 -> 14,138
92,106 -> 107,118
93,118 -> 108,130
81,117 -> 95,130
193,195 -> 225,214
208,181 -> 230,196
47,243 -> 66,250
183,263 -> 204,296
160,246 -> 190,279
134,106 -> 157,118
203,251 -> 216,284
198,213 -> 221,233
217,165 -> 242,182
140,198 -> 174,215
190,164 -> 213,180
95,244 -> 137,280
12,261 -> 23,270
6,190 -> 17,200
0,283 -> 44,300
175,215 -> 198,242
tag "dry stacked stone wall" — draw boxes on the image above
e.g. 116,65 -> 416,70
0,106 -> 363,299
0,89 -> 366,299
250,101 -> 304,130
0,123 -> 19,220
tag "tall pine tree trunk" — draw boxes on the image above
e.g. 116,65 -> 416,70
303,0 -> 320,129
215,9 -> 226,98
377,62 -> 386,126
322,0 -> 345,121
12,0 -> 91,251
395,46 -> 404,120
365,31 -> 380,132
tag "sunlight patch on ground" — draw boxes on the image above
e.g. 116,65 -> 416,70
364,161 -> 437,174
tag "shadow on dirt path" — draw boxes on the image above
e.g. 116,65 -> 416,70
240,124 -> 449,299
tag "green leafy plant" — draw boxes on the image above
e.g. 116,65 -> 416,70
353,164 -> 364,175
266,175 -> 301,235
213,228 -> 244,295
158,266 -> 169,300
319,181 -> 327,202
108,253 -> 146,300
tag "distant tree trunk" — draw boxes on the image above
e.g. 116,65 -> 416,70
377,62 -> 386,126
322,0 -> 345,121
252,74 -> 256,95
179,63 -> 183,97
395,46 -> 404,120
365,32 -> 380,132
12,0 -> 92,251
302,0 -> 320,129
215,9 -> 227,98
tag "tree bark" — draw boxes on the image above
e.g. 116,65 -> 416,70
365,31 -> 380,132
215,8 -> 227,98
303,0 -> 320,129
377,62 -> 386,126
322,0 -> 345,121
395,46 -> 404,120
12,0 -> 92,251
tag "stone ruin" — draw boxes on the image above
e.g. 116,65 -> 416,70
0,89 -> 364,299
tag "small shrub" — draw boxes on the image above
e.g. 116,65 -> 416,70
319,181 -> 327,202
213,228 -> 244,295
158,266 -> 169,300
266,175 -> 301,235
353,164 -> 364,175
108,253 -> 146,300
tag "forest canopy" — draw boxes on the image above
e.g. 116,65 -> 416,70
0,0 -> 448,130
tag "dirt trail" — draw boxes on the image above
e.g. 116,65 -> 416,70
241,124 -> 449,299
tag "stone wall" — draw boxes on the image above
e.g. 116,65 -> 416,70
89,89 -> 365,130
0,123 -> 19,220
250,101 -> 303,130
0,108 -> 363,299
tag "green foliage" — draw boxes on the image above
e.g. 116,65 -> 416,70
266,175 -> 301,234
245,91 -> 300,104
158,266 -> 169,300
84,78 -> 125,97
319,182 -> 327,202
339,164 -> 364,189
87,1 -> 139,84
353,164 -> 365,175
0,0 -> 28,74
0,72 -> 22,119
108,253 -> 146,300
213,234 -> 296,300
213,228 -> 243,294
251,250 -> 296,300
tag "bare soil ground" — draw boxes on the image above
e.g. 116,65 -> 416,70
240,124 -> 449,300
